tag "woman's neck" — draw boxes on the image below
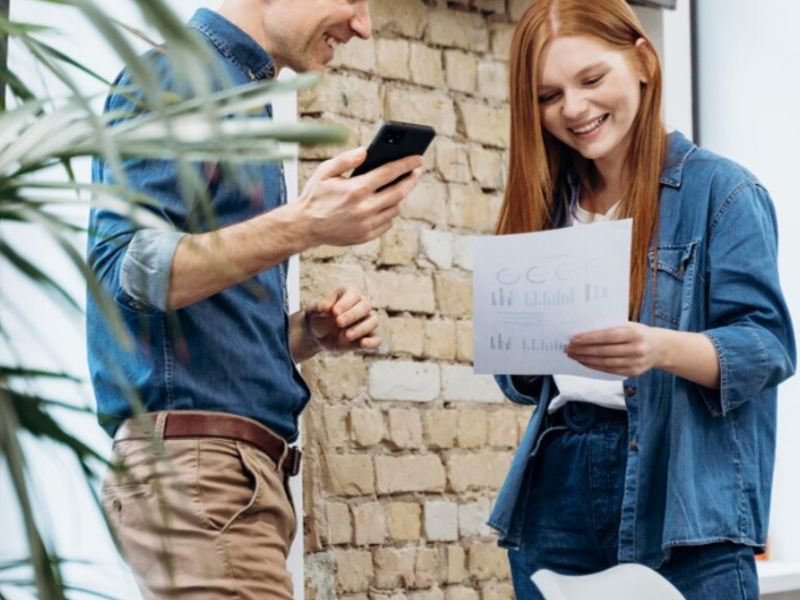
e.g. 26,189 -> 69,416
584,154 -> 629,215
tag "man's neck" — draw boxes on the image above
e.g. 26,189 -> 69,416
216,0 -> 283,74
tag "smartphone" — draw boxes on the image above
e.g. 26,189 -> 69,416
350,121 -> 436,189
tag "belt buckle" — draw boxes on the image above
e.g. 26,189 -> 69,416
286,447 -> 302,476
564,403 -> 596,433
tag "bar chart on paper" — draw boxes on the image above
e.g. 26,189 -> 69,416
473,220 -> 632,378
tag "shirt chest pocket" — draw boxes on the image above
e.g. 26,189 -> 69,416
649,241 -> 697,329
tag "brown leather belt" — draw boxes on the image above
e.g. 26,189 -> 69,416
114,411 -> 302,477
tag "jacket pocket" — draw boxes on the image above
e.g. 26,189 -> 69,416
649,241 -> 697,328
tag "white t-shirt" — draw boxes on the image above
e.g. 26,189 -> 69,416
549,200 -> 626,414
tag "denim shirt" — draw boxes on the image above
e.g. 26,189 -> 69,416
488,131 -> 796,567
87,9 -> 310,441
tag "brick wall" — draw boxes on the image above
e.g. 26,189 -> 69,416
299,1 -> 535,599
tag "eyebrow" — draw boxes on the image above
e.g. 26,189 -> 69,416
538,61 -> 609,91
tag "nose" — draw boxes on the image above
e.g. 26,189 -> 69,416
351,3 -> 372,40
562,89 -> 589,122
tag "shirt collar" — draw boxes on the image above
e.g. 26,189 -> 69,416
188,8 -> 276,81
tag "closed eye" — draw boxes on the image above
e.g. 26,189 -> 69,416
583,74 -> 605,86
538,91 -> 561,104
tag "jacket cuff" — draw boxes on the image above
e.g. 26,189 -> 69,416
495,374 -> 540,406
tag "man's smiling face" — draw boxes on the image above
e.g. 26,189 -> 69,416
262,0 -> 372,74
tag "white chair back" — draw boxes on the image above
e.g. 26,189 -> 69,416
532,564 -> 687,600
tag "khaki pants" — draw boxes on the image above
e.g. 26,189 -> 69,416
101,414 -> 297,600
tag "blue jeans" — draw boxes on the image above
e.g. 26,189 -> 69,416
508,404 -> 759,600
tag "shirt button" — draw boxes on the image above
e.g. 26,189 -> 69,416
629,441 -> 639,451
678,265 -> 686,277
624,387 -> 636,397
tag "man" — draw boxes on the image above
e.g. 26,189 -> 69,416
88,1 -> 421,598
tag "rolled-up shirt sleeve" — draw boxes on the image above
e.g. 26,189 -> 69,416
116,229 -> 187,313
699,182 -> 796,416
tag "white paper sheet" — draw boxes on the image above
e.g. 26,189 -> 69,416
473,219 -> 632,380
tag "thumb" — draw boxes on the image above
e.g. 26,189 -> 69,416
315,146 -> 367,179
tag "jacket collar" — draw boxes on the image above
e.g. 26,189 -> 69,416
188,9 -> 276,81
659,130 -> 697,188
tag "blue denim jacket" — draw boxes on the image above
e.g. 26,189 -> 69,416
488,131 -> 796,567
87,9 -> 310,440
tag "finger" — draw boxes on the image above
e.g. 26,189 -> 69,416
344,313 -> 380,341
331,286 -> 364,319
370,167 -> 423,212
567,344 -> 633,359
359,333 -> 382,350
315,147 -> 368,179
337,297 -> 374,328
569,326 -> 631,347
354,155 -> 425,192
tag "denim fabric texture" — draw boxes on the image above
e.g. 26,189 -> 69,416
509,406 -> 759,600
489,132 -> 797,567
87,9 -> 310,440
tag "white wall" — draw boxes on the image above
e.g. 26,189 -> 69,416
0,2 -> 303,598
696,0 -> 800,563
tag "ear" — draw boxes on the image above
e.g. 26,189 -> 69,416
634,37 -> 655,84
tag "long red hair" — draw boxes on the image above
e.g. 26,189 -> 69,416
495,0 -> 667,320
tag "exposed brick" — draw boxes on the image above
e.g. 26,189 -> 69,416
387,502 -> 422,542
473,0 -> 506,14
455,320 -> 474,363
419,230 -> 455,271
304,354 -> 368,401
350,408 -> 386,447
424,319 -> 457,361
386,316 -> 425,357
468,542 -> 511,580
509,0 -> 533,21
326,502 -> 352,545
409,589 -> 445,600
446,587 -> 480,600
446,544 -> 466,584
352,238 -> 381,261
434,273 -> 473,317
371,0 -> 427,38
488,410 -> 518,448
435,139 -> 472,184
424,501 -> 459,542
410,43 -> 444,88
477,61 -> 508,101
353,501 -> 387,546
424,410 -> 458,449
426,9 -> 489,52
458,498 -> 492,538
299,73 -> 382,122
414,547 -> 441,588
327,454 -> 375,496
380,226 -> 420,266
457,101 -> 510,148
481,582 -> 515,600
469,147 -> 506,191
446,452 -> 513,493
302,244 -> 347,261
335,550 -> 374,593
375,455 -> 446,494
324,405 -> 350,449
447,184 -> 495,233
374,547 -> 417,589
369,360 -> 440,402
298,114 -> 365,161
376,38 -> 411,80
457,409 -> 488,449
444,50 -> 477,94
403,176 -> 449,227
366,272 -> 436,314
330,36 -> 376,73
490,23 -> 516,61
442,366 -> 504,403
386,89 -> 457,137
387,409 -> 423,449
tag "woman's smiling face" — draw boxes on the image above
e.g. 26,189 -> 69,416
536,35 -> 646,169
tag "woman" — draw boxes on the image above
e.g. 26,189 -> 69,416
488,1 -> 796,599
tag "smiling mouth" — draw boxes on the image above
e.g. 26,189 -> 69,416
323,34 -> 341,52
570,114 -> 609,135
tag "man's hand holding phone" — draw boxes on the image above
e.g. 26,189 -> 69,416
296,121 -> 435,248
